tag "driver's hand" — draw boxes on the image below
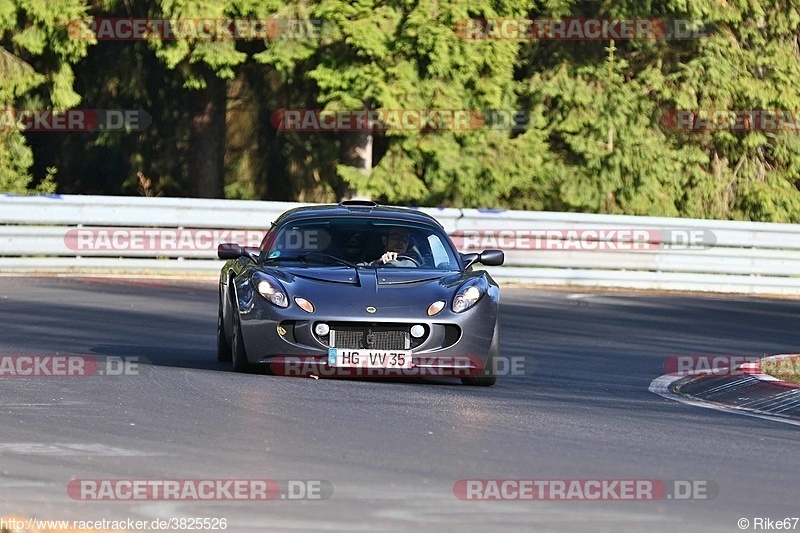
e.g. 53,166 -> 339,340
379,251 -> 397,264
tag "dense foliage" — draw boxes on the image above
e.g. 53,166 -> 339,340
2,0 -> 800,221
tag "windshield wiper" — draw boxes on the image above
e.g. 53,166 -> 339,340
263,252 -> 358,269
264,252 -> 360,284
300,252 -> 359,269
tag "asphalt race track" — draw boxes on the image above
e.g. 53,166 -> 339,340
0,276 -> 798,532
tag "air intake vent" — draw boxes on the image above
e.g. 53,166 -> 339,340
339,200 -> 378,209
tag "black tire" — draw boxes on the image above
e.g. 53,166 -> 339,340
461,322 -> 499,387
230,300 -> 255,373
216,295 -> 232,362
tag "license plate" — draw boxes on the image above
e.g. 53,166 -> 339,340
328,349 -> 413,369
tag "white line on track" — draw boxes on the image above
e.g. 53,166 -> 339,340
0,443 -> 167,456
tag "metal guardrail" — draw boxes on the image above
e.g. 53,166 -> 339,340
2,194 -> 799,295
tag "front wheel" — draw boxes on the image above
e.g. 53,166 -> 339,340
216,296 -> 232,362
461,323 -> 499,387
230,305 -> 255,373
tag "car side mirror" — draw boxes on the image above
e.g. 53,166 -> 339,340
479,249 -> 505,266
218,243 -> 244,259
218,243 -> 260,262
460,249 -> 504,268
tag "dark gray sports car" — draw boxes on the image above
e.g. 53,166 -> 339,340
216,201 -> 504,386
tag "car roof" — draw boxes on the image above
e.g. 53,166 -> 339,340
272,201 -> 445,229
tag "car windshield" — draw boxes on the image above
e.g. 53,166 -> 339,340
260,218 -> 461,270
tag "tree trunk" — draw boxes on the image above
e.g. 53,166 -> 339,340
188,68 -> 226,198
338,127 -> 373,200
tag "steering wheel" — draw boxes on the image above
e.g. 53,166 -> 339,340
395,254 -> 421,266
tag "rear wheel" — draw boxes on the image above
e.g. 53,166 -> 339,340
461,322 -> 499,387
216,294 -> 232,362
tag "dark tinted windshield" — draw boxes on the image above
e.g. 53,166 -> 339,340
261,218 -> 461,270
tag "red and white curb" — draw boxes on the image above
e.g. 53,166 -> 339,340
736,353 -> 800,387
649,354 -> 800,427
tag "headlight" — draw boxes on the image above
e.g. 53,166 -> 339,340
256,275 -> 289,308
452,277 -> 488,313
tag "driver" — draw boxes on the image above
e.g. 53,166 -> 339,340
371,227 -> 417,267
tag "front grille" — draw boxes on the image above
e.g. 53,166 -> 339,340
329,324 -> 411,350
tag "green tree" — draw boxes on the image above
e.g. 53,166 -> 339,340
0,0 -> 92,193
526,42 -> 708,216
256,0 -> 541,204
519,0 -> 800,220
662,0 -> 800,221
146,0 -> 253,198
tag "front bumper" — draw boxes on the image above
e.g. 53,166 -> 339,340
236,287 -> 499,373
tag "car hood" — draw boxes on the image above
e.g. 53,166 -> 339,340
259,265 -> 470,315
275,266 -> 455,285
